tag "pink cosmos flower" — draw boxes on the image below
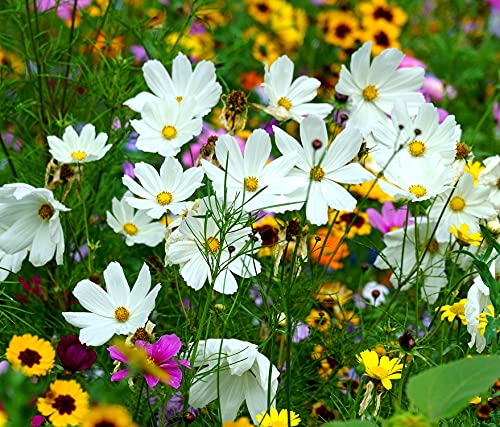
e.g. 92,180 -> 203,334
399,55 -> 427,70
366,202 -> 413,234
108,334 -> 189,389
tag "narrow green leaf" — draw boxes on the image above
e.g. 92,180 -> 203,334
323,421 -> 377,427
406,356 -> 500,421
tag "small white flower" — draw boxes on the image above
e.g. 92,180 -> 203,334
374,217 -> 447,304
201,129 -> 298,213
274,115 -> 373,225
188,338 -> 280,423
48,124 -> 111,164
362,282 -> 390,307
381,156 -> 455,202
166,197 -> 261,294
335,41 -> 425,136
122,157 -> 204,219
370,102 -> 460,166
429,173 -> 496,242
62,261 -> 161,346
0,183 -> 69,267
261,55 -> 333,122
131,98 -> 202,158
124,53 -> 222,118
478,155 -> 500,209
106,193 -> 166,247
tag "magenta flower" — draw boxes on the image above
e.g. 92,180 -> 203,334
366,202 -> 413,234
108,334 -> 189,389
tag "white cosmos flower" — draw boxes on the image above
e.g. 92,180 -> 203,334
381,156 -> 455,202
429,173 -> 496,242
62,262 -> 161,346
0,247 -> 27,282
201,129 -> 298,213
478,155 -> 500,209
131,97 -> 203,158
274,115 -> 373,225
261,55 -> 333,122
124,53 -> 222,118
374,217 -> 447,304
370,102 -> 460,166
122,157 -> 204,219
335,41 -> 425,136
48,124 -> 111,164
106,193 -> 166,247
166,197 -> 261,295
0,183 -> 69,267
188,338 -> 280,423
362,281 -> 390,307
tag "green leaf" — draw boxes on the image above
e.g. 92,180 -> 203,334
323,421 -> 377,427
406,356 -> 500,421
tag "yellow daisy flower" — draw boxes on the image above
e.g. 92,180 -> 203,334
437,299 -> 468,325
223,417 -> 255,427
252,32 -> 282,64
37,380 -> 89,427
464,162 -> 485,186
317,10 -> 361,49
5,334 -> 55,377
305,309 -> 332,332
256,408 -> 301,427
245,0 -> 280,24
449,224 -> 482,246
356,349 -> 403,390
477,305 -> 497,337
80,404 -> 138,427
358,0 -> 407,28
360,20 -> 401,55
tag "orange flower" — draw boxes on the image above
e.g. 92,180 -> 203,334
239,71 -> 264,91
310,228 -> 350,270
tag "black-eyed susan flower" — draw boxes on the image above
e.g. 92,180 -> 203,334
251,32 -> 281,63
360,21 -> 401,55
450,224 -> 482,246
256,408 -> 301,426
356,349 -> 403,390
438,299 -> 468,325
358,0 -> 407,28
317,10 -> 361,49
306,309 -> 331,332
313,281 -> 353,308
80,404 -> 138,427
5,334 -> 55,377
245,0 -> 278,24
330,209 -> 371,239
37,380 -> 89,427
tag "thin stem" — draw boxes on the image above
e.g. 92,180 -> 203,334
0,133 -> 18,178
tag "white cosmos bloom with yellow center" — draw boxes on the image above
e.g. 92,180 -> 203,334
274,115 -> 373,225
335,41 -> 425,136
106,193 -> 166,247
429,172 -> 496,242
122,157 -> 204,219
201,129 -> 298,213
48,124 -> 111,164
131,97 -> 202,158
0,183 -> 69,267
261,55 -> 333,122
123,53 -> 222,118
62,262 -> 161,346
370,102 -> 460,166
166,197 -> 261,294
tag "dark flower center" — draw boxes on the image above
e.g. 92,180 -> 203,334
374,31 -> 390,47
373,6 -> 393,21
18,348 -> 42,367
52,394 -> 76,415
335,24 -> 351,38
339,212 -> 365,228
95,422 -> 117,427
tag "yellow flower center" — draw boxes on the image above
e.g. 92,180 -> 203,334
38,203 -> 54,221
176,96 -> 183,103
369,365 -> 390,380
277,96 -> 292,110
156,191 -> 173,205
362,85 -> 378,101
123,223 -> 138,236
162,125 -> 177,139
408,140 -> 426,157
244,176 -> 259,192
310,165 -> 325,181
114,306 -> 130,322
408,184 -> 427,199
71,150 -> 87,161
206,236 -> 220,254
449,196 -> 465,212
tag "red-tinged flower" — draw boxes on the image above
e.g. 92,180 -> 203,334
108,334 -> 189,388
57,335 -> 97,373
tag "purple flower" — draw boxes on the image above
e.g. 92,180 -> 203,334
130,45 -> 149,64
57,334 -> 97,373
122,161 -> 135,178
493,102 -> 500,130
366,202 -> 413,234
158,391 -> 199,426
108,334 -> 189,389
249,283 -> 272,307
292,321 -> 310,343
437,108 -> 450,124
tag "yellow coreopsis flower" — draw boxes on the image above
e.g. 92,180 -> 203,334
5,334 -> 55,377
80,404 -> 138,427
438,299 -> 468,325
450,224 -> 482,246
256,408 -> 301,426
356,349 -> 403,390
